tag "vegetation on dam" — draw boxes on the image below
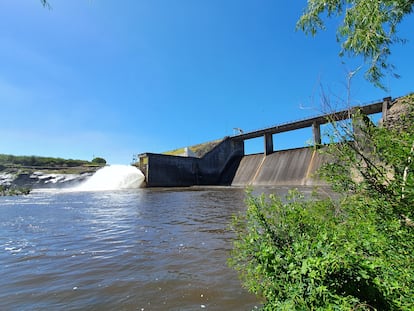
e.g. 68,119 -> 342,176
229,94 -> 414,309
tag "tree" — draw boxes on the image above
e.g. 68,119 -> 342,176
91,157 -> 107,166
40,0 -> 51,9
297,0 -> 414,89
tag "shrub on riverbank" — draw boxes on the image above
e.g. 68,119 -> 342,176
229,95 -> 414,310
0,185 -> 31,196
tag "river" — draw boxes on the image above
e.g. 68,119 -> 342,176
0,186 -> 282,310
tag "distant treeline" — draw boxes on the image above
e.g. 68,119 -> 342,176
0,154 -> 105,169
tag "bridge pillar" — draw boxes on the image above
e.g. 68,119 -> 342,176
312,122 -> 321,146
382,97 -> 392,122
264,133 -> 273,155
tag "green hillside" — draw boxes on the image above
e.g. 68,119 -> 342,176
0,154 -> 105,173
163,138 -> 224,158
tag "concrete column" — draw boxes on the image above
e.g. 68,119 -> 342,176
382,96 -> 392,122
264,133 -> 273,155
312,122 -> 321,146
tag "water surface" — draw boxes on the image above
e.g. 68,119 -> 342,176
1,187 -> 267,310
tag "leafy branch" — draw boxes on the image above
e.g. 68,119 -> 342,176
297,0 -> 414,89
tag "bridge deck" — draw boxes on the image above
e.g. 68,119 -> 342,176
231,99 -> 389,141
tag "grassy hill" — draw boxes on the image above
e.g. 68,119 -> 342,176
163,138 -> 224,158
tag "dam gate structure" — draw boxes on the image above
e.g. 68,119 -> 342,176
136,97 -> 394,187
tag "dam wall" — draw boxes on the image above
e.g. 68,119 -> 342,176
231,147 -> 329,187
230,154 -> 265,186
139,137 -> 244,187
143,153 -> 197,187
140,144 -> 329,187
136,96 -> 397,187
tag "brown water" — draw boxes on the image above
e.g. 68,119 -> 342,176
0,187 -> 273,310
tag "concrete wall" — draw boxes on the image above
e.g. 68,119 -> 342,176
231,147 -> 329,187
146,153 -> 198,187
142,144 -> 329,187
197,138 -> 244,184
230,154 -> 265,186
140,137 -> 244,187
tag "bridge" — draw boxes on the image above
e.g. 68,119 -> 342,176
230,97 -> 392,155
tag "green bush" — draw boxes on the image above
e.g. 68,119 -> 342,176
230,190 -> 414,310
0,185 -> 31,196
91,157 -> 107,165
229,96 -> 414,310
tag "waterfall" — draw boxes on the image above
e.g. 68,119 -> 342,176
75,165 -> 145,191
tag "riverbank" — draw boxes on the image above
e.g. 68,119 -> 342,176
0,165 -> 103,196
0,184 -> 31,196
0,154 -> 107,194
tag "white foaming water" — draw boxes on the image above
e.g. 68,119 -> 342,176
75,165 -> 145,191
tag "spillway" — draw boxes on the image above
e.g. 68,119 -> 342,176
75,165 -> 145,191
231,147 -> 328,187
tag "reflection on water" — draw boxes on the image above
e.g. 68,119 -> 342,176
1,187 -> 266,311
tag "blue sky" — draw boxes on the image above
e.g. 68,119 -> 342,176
0,1 -> 413,164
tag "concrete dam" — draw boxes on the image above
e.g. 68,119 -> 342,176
136,97 -> 393,187
231,147 -> 329,187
